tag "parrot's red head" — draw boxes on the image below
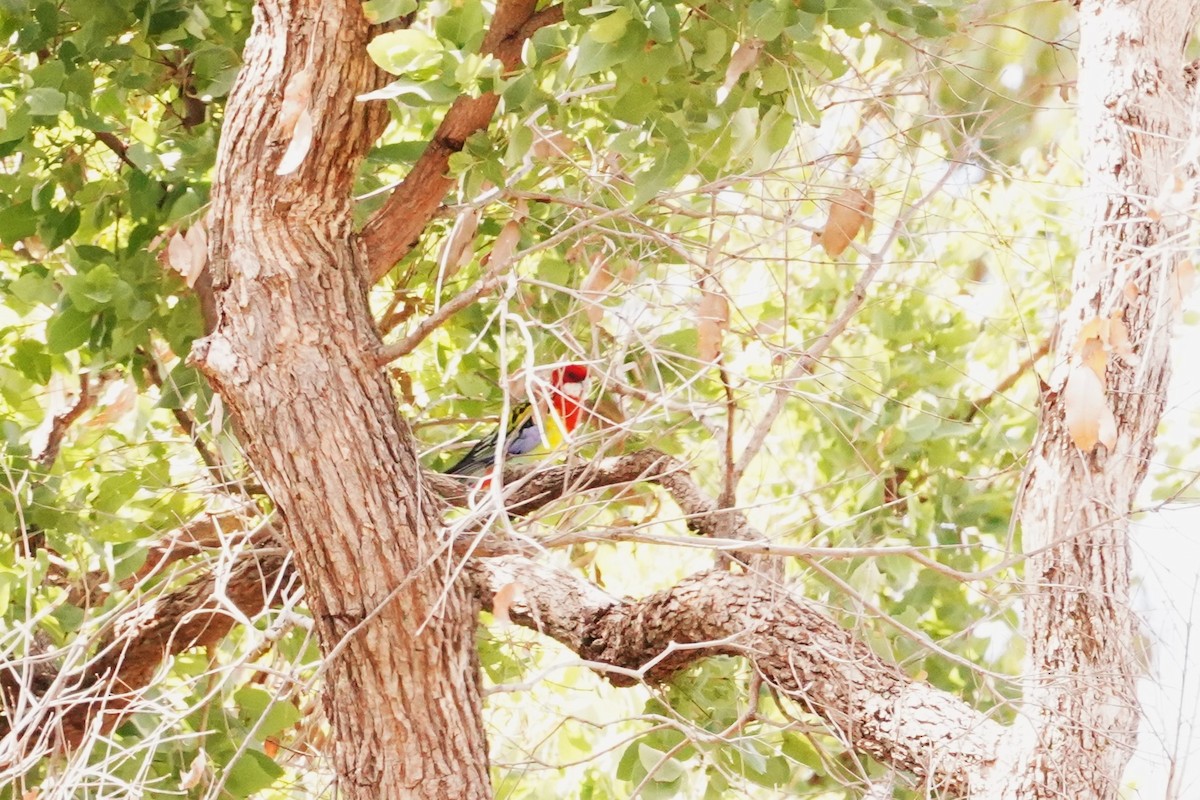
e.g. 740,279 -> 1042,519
549,363 -> 589,431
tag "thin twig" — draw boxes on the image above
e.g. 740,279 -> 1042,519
963,330 -> 1055,422
732,162 -> 962,486
35,373 -> 95,468
375,259 -> 514,364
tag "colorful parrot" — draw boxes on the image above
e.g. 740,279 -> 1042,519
445,363 -> 590,478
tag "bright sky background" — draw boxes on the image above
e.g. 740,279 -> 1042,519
1126,310 -> 1200,800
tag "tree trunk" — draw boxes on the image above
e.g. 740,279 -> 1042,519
192,1 -> 491,797
1008,0 -> 1199,796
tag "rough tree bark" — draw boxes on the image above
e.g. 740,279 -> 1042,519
1004,0 -> 1200,797
190,1 -> 493,797
471,556 -> 1004,795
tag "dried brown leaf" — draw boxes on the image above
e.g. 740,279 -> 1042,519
21,236 -> 48,260
818,187 -> 874,257
1063,362 -> 1117,452
716,39 -> 764,104
492,581 -> 525,627
183,220 -> 207,282
180,749 -> 207,790
439,207 -> 481,282
1074,317 -> 1109,380
845,136 -> 862,167
210,393 -> 225,439
581,255 -> 615,324
530,127 -> 579,160
89,379 -> 137,428
1107,312 -> 1139,365
277,69 -> 313,138
166,231 -> 190,272
486,219 -> 521,270
697,289 -> 729,362
1171,259 -> 1195,317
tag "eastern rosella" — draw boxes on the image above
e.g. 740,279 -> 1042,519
445,363 -> 590,477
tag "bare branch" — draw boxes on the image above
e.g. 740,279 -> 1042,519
122,504 -> 267,588
483,450 -> 760,545
375,254 -> 515,364
963,331 -> 1055,422
93,131 -> 141,173
34,372 -> 95,468
6,449 -> 1009,794
141,353 -> 224,476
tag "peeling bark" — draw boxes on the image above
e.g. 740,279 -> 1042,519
1007,0 -> 1200,797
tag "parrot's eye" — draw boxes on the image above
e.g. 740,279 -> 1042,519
562,364 -> 589,383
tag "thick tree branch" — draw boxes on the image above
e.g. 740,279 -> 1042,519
436,450 -> 761,545
470,556 -> 1003,795
1005,1 -> 1200,796
360,3 -> 566,281
7,446 -> 996,792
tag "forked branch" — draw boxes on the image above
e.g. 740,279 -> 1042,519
361,2 -> 566,281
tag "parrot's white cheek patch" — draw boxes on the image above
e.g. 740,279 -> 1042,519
563,382 -> 584,398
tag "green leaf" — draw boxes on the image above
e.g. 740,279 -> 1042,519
0,573 -> 15,617
0,107 -> 32,145
362,0 -> 417,24
10,271 -> 58,306
633,119 -> 691,206
748,0 -> 789,40
646,3 -> 679,42
73,263 -> 121,309
93,472 -> 141,515
51,603 -> 85,634
11,340 -> 52,384
26,87 -> 66,116
573,30 -> 637,77
225,750 -> 283,798
367,29 -> 444,76
43,205 -> 81,248
434,0 -> 485,45
589,7 -> 631,44
236,686 -> 302,738
827,0 -> 875,32
638,743 -> 684,782
616,739 -> 643,781
0,202 -> 40,244
45,306 -> 93,353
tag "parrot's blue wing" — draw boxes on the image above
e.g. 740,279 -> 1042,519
445,402 -> 540,477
